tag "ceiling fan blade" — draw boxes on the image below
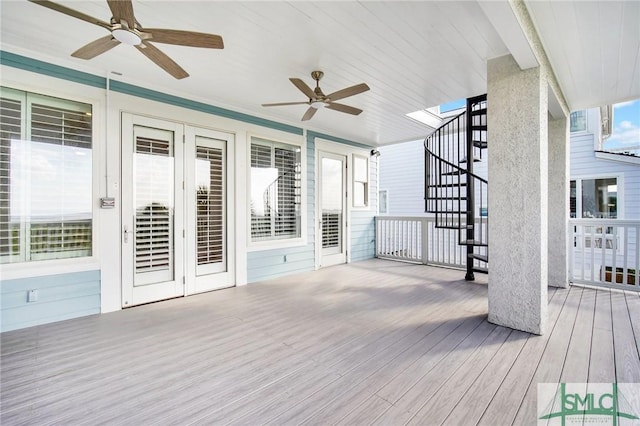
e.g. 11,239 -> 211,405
107,0 -> 136,28
327,83 -> 370,102
144,29 -> 224,49
262,102 -> 310,107
290,78 -> 316,100
71,35 -> 120,59
136,42 -> 189,79
326,102 -> 363,116
27,0 -> 111,30
301,107 -> 318,121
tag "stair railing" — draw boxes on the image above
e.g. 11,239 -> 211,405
424,95 -> 488,279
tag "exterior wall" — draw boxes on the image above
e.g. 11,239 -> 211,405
378,140 -> 426,216
1,270 -> 100,332
351,155 -> 378,261
570,132 -> 640,219
0,51 -> 377,331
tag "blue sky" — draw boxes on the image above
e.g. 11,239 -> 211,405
440,97 -> 640,154
603,99 -> 640,153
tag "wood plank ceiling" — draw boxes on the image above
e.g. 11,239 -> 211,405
0,1 -> 638,146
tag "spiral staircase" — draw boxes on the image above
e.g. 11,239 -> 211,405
424,94 -> 488,280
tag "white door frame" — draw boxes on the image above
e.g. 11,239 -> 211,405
315,139 -> 363,269
121,113 -> 185,307
184,126 -> 235,295
317,150 -> 348,268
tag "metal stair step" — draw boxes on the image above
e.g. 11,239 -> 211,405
472,140 -> 488,149
460,239 -> 488,247
432,183 -> 467,188
459,156 -> 481,163
473,266 -> 489,274
469,108 -> 487,116
470,125 -> 487,131
442,170 -> 463,176
469,253 -> 488,262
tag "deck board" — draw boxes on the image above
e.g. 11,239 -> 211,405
1,259 -> 639,425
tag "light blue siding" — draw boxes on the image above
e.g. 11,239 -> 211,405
570,132 -> 640,219
351,213 -> 376,261
351,154 -> 378,261
247,245 -> 316,283
1,270 -> 100,332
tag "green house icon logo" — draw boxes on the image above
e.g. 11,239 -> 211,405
538,383 -> 639,425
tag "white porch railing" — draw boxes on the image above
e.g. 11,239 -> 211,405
374,216 -> 487,270
569,219 -> 639,291
375,216 -> 640,292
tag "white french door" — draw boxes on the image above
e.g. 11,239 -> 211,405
122,114 -> 234,307
184,127 -> 234,294
318,151 -> 347,267
122,114 -> 184,307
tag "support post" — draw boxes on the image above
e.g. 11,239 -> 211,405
548,116 -> 569,288
487,54 -> 548,335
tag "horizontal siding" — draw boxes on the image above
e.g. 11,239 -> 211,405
1,270 -> 100,332
351,157 -> 378,262
570,132 -> 640,219
379,140 -> 426,215
247,245 -> 315,283
351,213 -> 376,261
307,135 -> 316,246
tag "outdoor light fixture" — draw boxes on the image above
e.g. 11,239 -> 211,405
111,23 -> 142,46
371,149 -> 381,157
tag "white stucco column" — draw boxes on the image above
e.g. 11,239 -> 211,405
548,116 -> 569,288
487,54 -> 548,335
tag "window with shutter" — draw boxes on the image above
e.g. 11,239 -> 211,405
250,138 -> 301,242
134,136 -> 173,275
0,87 -> 92,264
196,145 -> 225,267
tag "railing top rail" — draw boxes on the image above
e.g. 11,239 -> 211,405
569,219 -> 640,226
376,215 -> 434,221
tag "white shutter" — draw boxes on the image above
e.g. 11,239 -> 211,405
29,102 -> 92,261
322,213 -> 341,248
250,138 -> 302,242
0,96 -> 22,260
250,143 -> 273,240
134,136 -> 173,276
0,89 -> 93,264
196,145 -> 225,267
274,147 -> 300,237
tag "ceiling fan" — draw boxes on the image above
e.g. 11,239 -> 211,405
263,71 -> 370,121
28,0 -> 224,79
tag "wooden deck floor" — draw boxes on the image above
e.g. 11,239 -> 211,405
2,259 -> 639,425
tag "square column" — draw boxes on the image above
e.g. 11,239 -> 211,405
548,116 -> 569,288
487,54 -> 548,335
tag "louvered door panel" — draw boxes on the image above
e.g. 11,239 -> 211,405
134,134 -> 174,285
196,143 -> 225,274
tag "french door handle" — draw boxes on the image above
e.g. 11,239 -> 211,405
124,225 -> 132,243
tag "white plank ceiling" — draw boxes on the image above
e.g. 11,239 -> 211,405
1,0 -> 638,146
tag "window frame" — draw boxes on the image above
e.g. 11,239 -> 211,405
352,154 -> 370,209
247,134 -> 306,251
0,86 -> 98,268
570,174 -> 623,220
570,110 -> 588,133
